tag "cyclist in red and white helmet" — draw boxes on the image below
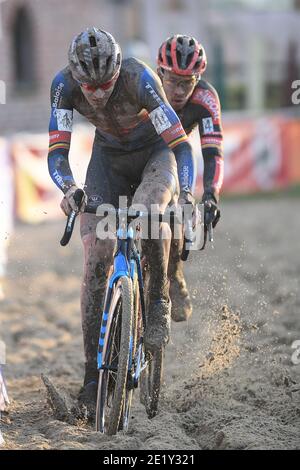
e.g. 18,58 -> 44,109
157,35 -> 224,322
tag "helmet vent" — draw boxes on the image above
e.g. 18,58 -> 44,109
93,57 -> 99,71
186,52 -> 194,67
176,50 -> 182,67
166,43 -> 172,66
89,35 -> 97,47
80,60 -> 90,77
106,55 -> 112,73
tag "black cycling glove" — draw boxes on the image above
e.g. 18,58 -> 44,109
202,192 -> 220,228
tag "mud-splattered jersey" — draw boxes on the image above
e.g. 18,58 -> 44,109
176,79 -> 224,200
48,57 -> 194,195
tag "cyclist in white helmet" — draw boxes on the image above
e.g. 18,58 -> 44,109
48,28 -> 203,419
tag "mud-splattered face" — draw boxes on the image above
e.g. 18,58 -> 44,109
79,72 -> 119,108
159,70 -> 198,111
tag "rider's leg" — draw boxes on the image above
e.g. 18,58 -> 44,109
77,139 -> 125,416
168,235 -> 193,322
80,214 -> 115,385
77,139 -> 150,415
132,143 -> 179,350
168,147 -> 197,321
79,138 -> 117,391
78,214 -> 115,417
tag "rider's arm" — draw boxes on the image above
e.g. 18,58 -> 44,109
191,85 -> 224,202
48,71 -> 75,193
139,68 -> 195,194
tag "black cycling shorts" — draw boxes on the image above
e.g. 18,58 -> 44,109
83,132 -> 179,209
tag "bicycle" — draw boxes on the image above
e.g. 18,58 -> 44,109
60,190 -> 185,434
60,190 -> 214,434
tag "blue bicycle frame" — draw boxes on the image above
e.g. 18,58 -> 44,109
96,223 -> 147,386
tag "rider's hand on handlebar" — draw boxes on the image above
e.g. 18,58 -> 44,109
178,190 -> 201,260
60,185 -> 87,216
202,192 -> 220,228
178,190 -> 200,240
178,189 -> 195,208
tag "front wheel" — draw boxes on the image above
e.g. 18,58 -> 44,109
119,270 -> 140,431
96,276 -> 133,435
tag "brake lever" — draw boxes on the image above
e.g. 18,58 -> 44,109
200,221 -> 214,251
208,223 -> 213,243
180,212 -> 195,262
60,189 -> 85,246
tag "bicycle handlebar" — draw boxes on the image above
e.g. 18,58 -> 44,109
60,189 -> 215,255
60,189 -> 85,246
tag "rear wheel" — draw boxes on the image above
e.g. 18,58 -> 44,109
96,276 -> 133,435
141,348 -> 164,419
140,262 -> 164,418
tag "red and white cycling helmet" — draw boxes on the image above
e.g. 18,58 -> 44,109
157,35 -> 207,77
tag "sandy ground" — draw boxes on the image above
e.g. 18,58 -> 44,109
0,197 -> 300,450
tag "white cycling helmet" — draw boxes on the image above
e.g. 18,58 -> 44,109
68,27 -> 122,85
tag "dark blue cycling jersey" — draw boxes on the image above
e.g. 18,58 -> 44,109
48,58 -> 194,195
